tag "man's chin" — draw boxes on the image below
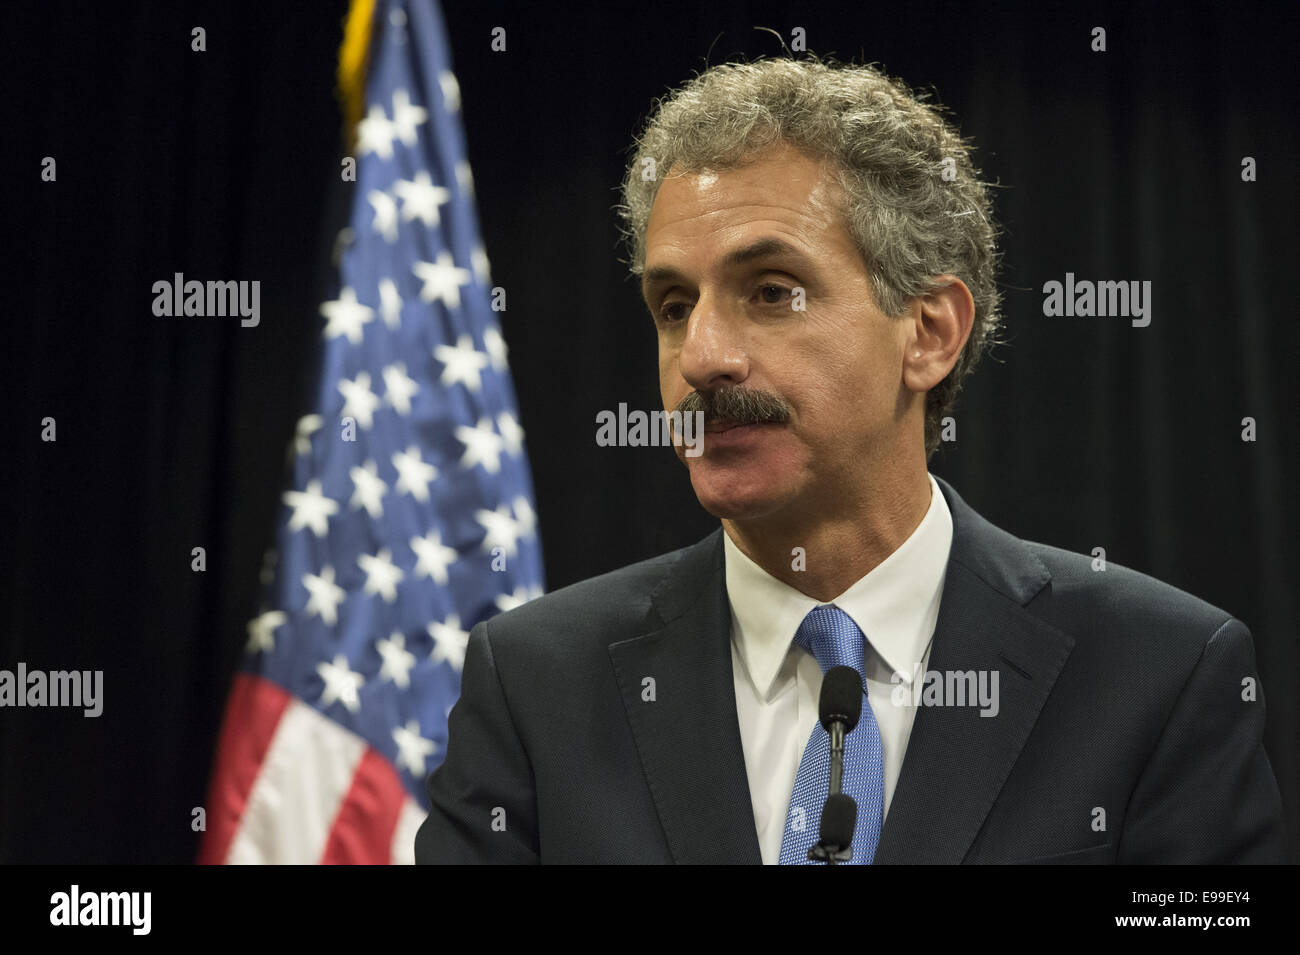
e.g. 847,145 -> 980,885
688,473 -> 791,521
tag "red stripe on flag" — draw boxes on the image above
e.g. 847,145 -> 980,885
196,673 -> 293,865
319,748 -> 407,864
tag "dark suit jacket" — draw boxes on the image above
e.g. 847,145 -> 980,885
415,475 -> 1287,863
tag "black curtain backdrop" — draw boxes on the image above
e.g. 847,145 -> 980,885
4,0 -> 1296,863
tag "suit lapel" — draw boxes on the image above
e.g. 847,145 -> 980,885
873,477 -> 1075,863
608,532 -> 763,864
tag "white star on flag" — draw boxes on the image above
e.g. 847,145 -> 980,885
456,418 -> 505,473
339,371 -> 381,429
390,88 -> 428,147
476,504 -> 521,558
283,479 -> 338,538
428,613 -> 469,671
320,286 -> 375,344
482,326 -> 507,372
317,654 -> 365,712
293,414 -> 323,457
303,565 -> 347,625
349,459 -> 388,518
356,103 -> 397,159
382,362 -> 419,415
413,251 -> 473,310
378,277 -> 403,329
392,445 -> 438,502
439,71 -> 461,113
368,189 -> 399,243
512,496 -> 537,539
497,411 -> 524,455
410,528 -> 457,585
246,610 -> 286,654
376,633 -> 418,688
394,171 -> 450,228
494,585 -> 543,614
455,159 -> 474,197
358,548 -> 405,603
471,244 -> 491,285
393,719 -> 438,776
433,334 -> 489,393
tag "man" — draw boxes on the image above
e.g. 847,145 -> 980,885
415,57 -> 1286,863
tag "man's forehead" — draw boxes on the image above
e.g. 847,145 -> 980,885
651,147 -> 837,219
641,148 -> 850,288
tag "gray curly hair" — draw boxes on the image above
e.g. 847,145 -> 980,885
615,55 -> 1003,460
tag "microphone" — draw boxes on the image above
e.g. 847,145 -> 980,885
808,665 -> 863,864
815,794 -> 858,860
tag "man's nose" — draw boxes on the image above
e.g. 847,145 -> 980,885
677,291 -> 749,392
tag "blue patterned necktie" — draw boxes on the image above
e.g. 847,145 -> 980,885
778,604 -> 885,865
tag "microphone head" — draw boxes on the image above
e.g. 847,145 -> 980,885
819,665 -> 863,732
819,793 -> 858,849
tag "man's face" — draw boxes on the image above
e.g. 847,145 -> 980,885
641,141 -> 913,523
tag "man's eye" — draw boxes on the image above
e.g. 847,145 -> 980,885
660,303 -> 691,324
757,284 -> 792,306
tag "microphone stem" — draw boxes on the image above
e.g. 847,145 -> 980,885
829,722 -> 845,794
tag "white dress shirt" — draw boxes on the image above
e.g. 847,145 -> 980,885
725,472 -> 954,864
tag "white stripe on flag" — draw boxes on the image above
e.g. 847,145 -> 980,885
226,699 -> 367,864
390,797 -> 425,865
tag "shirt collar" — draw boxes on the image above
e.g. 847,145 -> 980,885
724,472 -> 953,698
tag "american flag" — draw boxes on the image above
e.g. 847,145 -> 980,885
199,0 -> 544,864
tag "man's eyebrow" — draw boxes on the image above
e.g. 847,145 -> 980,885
641,237 -> 814,297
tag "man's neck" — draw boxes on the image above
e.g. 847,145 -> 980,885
721,470 -> 933,602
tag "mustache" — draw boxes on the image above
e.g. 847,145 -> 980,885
674,387 -> 791,426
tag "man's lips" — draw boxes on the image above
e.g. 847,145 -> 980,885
702,420 -> 778,434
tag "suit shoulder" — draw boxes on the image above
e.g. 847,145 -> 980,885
1022,539 -> 1239,648
478,532 -> 716,653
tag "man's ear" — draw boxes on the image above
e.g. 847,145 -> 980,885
901,275 -> 974,394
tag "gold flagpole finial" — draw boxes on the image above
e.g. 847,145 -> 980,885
337,0 -> 378,149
